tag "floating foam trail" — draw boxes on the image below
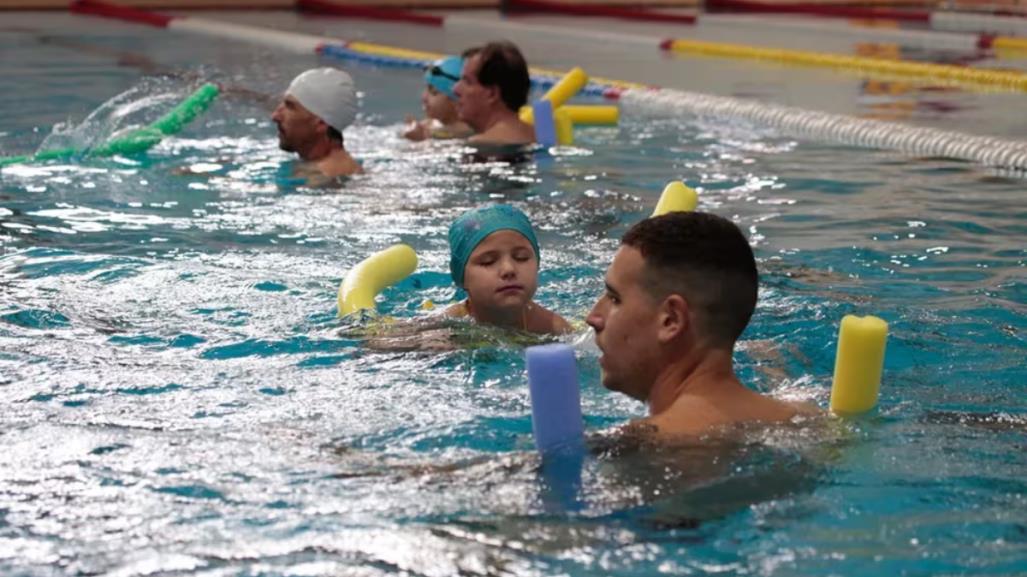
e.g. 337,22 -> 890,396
621,88 -> 1027,170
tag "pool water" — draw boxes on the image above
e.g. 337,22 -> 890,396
1,14 -> 1025,577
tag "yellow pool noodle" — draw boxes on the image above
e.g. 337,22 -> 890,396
338,244 -> 418,316
554,108 -> 573,145
541,67 -> 589,109
830,315 -> 888,415
652,181 -> 699,216
519,104 -> 619,126
560,105 -> 619,126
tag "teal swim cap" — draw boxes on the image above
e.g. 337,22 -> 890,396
425,56 -> 463,101
449,205 -> 540,287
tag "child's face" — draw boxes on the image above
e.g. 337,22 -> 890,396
463,230 -> 539,316
422,85 -> 457,123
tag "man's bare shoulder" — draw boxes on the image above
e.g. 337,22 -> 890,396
645,391 -> 822,437
469,121 -> 535,146
644,397 -> 725,437
317,151 -> 362,178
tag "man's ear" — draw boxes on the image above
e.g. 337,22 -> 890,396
484,84 -> 501,106
657,294 -> 689,344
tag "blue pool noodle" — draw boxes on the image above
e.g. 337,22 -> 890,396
526,343 -> 584,454
532,99 -> 557,147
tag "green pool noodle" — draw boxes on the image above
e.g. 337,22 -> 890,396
147,83 -> 220,136
0,155 -> 30,168
0,147 -> 76,167
91,127 -> 165,157
0,83 -> 219,166
94,83 -> 219,156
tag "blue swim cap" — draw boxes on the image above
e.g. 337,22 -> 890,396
424,56 -> 463,101
449,205 -> 540,287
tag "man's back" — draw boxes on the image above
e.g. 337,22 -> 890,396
646,380 -> 817,437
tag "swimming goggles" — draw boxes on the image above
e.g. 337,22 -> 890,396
427,65 -> 460,82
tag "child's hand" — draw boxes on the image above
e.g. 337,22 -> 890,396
403,119 -> 431,142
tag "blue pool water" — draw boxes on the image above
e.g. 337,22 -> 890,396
1,14 -> 1025,577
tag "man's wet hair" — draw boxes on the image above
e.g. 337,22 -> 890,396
462,41 -> 530,112
622,212 -> 758,346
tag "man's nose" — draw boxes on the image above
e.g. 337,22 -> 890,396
586,302 -> 604,331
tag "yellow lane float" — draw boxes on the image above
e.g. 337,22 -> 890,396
662,38 -> 1027,93
830,315 -> 889,415
993,36 -> 1027,53
652,181 -> 699,216
338,244 -> 418,316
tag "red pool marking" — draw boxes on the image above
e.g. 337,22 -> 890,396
70,0 -> 175,27
505,0 -> 697,25
298,0 -> 444,27
705,0 -> 931,23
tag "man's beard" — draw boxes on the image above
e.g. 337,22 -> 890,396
275,123 -> 295,151
277,131 -> 295,153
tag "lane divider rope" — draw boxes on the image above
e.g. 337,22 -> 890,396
622,88 -> 1027,170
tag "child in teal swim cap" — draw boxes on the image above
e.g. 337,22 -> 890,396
404,56 -> 474,141
446,205 -> 571,335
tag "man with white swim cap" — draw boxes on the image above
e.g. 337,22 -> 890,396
454,42 -> 535,146
587,212 -> 816,438
271,67 -> 361,178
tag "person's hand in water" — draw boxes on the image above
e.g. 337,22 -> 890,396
402,115 -> 432,142
362,323 -> 459,353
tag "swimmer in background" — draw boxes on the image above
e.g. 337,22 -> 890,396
454,42 -> 536,146
271,68 -> 362,180
446,205 -> 571,335
403,56 -> 474,142
587,212 -> 818,438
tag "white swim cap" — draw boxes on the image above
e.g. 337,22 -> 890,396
285,68 -> 358,132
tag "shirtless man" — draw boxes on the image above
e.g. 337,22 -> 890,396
271,68 -> 362,178
587,212 -> 817,437
453,42 -> 535,146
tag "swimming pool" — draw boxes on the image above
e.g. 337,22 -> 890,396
1,11 -> 1025,577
